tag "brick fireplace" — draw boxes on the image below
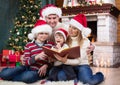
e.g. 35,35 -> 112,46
61,3 -> 120,67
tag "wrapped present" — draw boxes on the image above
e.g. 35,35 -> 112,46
2,50 -> 13,62
1,50 -> 21,67
9,51 -> 21,62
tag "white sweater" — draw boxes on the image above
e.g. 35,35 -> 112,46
64,37 -> 90,66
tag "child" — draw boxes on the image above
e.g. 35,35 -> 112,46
0,20 -> 54,83
46,28 -> 76,81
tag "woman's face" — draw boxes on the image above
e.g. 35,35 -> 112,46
68,25 -> 79,37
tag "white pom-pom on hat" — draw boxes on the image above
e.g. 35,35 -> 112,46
28,33 -> 34,40
82,27 -> 91,38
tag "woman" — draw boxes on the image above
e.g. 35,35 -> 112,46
54,14 -> 104,85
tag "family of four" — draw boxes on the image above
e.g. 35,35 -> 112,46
0,4 -> 104,85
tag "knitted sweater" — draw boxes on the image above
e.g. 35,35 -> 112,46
23,41 -> 53,70
64,37 -> 90,65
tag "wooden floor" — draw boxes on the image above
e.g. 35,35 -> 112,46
92,67 -> 120,85
0,67 -> 120,85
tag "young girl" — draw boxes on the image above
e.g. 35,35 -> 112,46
43,28 -> 76,82
0,20 -> 54,83
54,14 -> 104,85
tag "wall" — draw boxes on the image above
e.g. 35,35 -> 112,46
0,0 -> 19,53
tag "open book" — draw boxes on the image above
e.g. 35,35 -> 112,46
42,46 -> 80,59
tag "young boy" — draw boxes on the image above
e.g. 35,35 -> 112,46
0,20 -> 54,83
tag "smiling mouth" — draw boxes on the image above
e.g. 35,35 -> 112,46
56,41 -> 60,43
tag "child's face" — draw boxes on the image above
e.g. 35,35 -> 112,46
68,25 -> 79,37
54,33 -> 65,45
36,32 -> 49,42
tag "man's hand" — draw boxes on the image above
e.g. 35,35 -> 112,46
87,43 -> 95,54
20,55 -> 26,65
54,54 -> 68,63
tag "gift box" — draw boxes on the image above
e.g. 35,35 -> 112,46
1,50 -> 21,67
2,50 -> 13,62
9,51 -> 21,62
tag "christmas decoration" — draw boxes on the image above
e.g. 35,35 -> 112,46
62,3 -> 120,18
1,49 -> 21,67
5,0 -> 42,52
63,0 -> 80,7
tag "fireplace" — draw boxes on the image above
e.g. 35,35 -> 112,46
61,4 -> 120,67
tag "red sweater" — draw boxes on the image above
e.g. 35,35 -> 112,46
23,41 -> 54,70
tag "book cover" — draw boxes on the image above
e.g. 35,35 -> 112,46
42,46 -> 80,59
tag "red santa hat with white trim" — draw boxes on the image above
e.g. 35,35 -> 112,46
28,20 -> 52,40
55,28 -> 68,41
69,14 -> 91,37
39,4 -> 62,20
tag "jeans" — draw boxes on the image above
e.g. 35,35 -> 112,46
0,66 -> 41,83
48,66 -> 67,81
74,65 -> 104,85
48,65 -> 76,81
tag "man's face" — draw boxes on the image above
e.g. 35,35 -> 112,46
45,14 -> 60,28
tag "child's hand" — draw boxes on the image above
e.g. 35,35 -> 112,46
56,43 -> 62,50
38,64 -> 48,77
35,52 -> 47,60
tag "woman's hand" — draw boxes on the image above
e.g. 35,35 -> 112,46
38,64 -> 48,77
54,54 -> 68,63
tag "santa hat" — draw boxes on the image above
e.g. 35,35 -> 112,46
39,4 -> 62,20
28,20 -> 52,40
69,14 -> 91,37
55,28 -> 68,41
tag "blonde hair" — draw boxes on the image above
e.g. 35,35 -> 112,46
66,29 -> 84,47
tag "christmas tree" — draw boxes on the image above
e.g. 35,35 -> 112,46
6,0 -> 42,52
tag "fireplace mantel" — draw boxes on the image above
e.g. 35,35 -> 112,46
62,3 -> 120,18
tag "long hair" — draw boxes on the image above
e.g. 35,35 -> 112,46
66,29 -> 84,47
